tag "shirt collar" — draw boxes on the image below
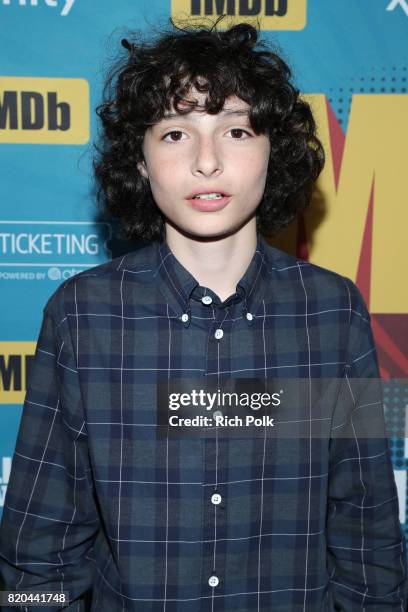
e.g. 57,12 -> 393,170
152,232 -> 270,328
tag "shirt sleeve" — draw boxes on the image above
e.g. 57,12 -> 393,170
326,278 -> 408,610
0,288 -> 101,611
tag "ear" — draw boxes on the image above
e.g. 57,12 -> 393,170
137,160 -> 149,180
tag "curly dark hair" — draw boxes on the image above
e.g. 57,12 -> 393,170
93,18 -> 325,242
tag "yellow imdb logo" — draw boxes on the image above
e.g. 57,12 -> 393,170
0,342 -> 36,404
0,77 -> 89,144
172,0 -> 307,30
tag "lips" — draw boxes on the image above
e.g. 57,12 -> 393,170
187,194 -> 232,212
185,189 -> 231,199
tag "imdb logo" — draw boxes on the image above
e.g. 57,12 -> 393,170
172,0 -> 307,30
0,342 -> 36,404
0,77 -> 89,144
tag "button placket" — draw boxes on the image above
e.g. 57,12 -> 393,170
214,328 -> 224,340
200,304 -> 231,599
208,575 -> 219,587
211,492 -> 222,505
212,306 -> 230,341
180,295 -> 193,327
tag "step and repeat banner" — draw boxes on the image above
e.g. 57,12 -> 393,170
1,0 -> 407,549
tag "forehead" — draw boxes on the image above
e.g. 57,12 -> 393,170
162,92 -> 250,121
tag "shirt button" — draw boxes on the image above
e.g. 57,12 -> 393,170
211,493 -> 222,505
181,313 -> 189,322
208,575 -> 219,587
201,295 -> 212,305
213,410 -> 223,419
214,328 -> 223,339
246,312 -> 254,321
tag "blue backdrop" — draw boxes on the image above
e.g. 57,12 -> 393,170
1,0 -> 407,551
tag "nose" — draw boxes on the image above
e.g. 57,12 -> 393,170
191,135 -> 223,178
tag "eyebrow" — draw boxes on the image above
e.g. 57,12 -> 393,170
161,109 -> 250,121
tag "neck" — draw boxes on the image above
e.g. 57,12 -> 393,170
164,220 -> 258,303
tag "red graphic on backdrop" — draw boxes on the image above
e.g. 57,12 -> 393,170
298,99 -> 408,379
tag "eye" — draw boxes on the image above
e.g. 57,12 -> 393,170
227,128 -> 252,139
162,130 -> 187,143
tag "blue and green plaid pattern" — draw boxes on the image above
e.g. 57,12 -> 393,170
0,232 -> 406,611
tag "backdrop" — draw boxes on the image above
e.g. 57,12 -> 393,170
1,0 -> 407,553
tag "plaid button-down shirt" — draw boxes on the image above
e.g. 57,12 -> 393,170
0,232 -> 406,611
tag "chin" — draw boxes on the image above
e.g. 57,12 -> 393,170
180,224 -> 243,241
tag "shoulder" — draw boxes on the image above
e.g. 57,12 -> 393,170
263,244 -> 375,368
263,242 -> 368,314
42,241 -> 156,325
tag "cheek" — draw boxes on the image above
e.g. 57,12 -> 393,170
255,140 -> 270,171
235,140 -> 270,173
239,152 -> 269,185
149,158 -> 183,189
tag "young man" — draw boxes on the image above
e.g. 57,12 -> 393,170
0,21 -> 406,611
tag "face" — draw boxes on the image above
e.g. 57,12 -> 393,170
137,92 -> 270,240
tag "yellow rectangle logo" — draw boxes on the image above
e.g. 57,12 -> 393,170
0,77 -> 89,144
172,0 -> 307,30
0,342 -> 36,404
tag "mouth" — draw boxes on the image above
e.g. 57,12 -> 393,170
186,192 -> 232,212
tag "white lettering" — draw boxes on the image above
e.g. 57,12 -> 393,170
0,271 -> 36,279
0,232 -> 101,256
61,0 -> 74,16
0,457 -> 11,486
0,0 -> 76,16
54,233 -> 64,254
86,234 -> 99,255
246,415 -> 274,427
386,0 -> 408,16
0,233 -> 10,252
